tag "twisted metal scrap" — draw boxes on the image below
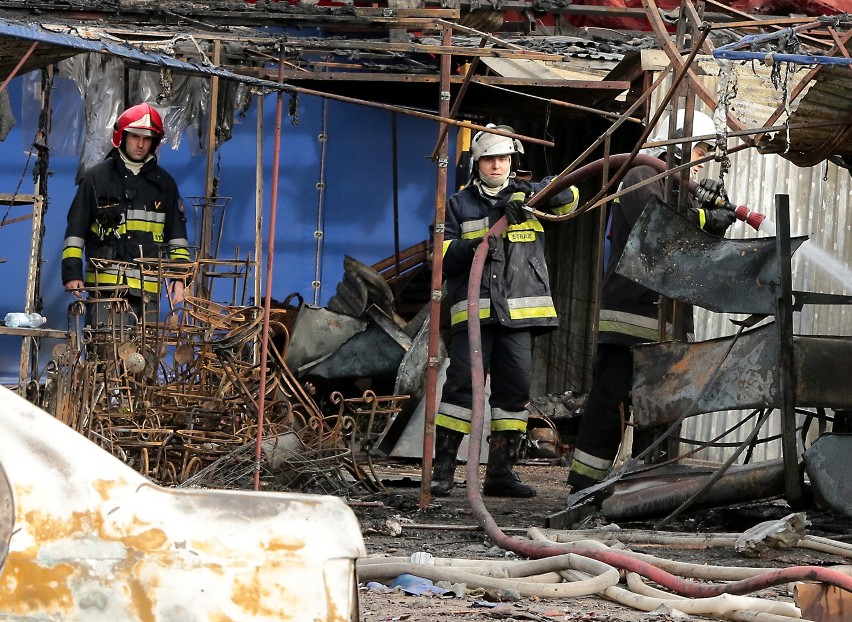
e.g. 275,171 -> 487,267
52,259 -> 375,493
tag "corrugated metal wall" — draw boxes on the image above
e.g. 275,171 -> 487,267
687,151 -> 852,464
602,56 -> 852,465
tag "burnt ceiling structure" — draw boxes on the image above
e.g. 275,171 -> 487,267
0,0 -> 850,168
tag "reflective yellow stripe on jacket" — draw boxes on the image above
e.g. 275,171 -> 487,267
450,299 -> 491,326
168,240 -> 191,261
598,309 -> 670,341
551,186 -> 580,216
490,407 -> 529,432
85,267 -> 160,293
62,236 -> 85,261
460,217 -> 489,240
507,295 -> 556,320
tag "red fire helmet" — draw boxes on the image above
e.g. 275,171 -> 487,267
112,103 -> 164,149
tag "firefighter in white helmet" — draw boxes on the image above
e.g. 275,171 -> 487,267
567,110 -> 737,495
62,103 -> 190,326
431,124 -> 580,498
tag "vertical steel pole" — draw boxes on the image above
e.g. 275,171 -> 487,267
774,193 -> 803,502
254,94 -> 264,319
200,40 -> 222,263
391,112 -> 401,302
20,65 -> 52,392
419,25 -> 452,509
254,56 -> 286,492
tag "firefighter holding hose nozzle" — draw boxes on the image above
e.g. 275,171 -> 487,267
432,124 -> 580,498
566,110 -> 738,495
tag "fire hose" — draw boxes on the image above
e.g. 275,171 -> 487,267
524,153 -> 765,231
461,155 -> 852,597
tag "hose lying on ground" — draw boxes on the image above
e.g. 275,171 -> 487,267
569,569 -> 805,621
357,553 -> 619,597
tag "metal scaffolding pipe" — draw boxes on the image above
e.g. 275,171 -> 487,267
253,53 -> 287,492
419,25 -> 452,510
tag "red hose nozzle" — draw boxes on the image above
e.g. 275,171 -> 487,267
734,204 -> 765,231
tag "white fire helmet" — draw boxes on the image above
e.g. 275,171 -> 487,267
470,123 -> 524,163
641,110 -> 716,159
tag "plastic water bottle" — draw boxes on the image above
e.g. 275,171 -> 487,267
4,312 -> 46,328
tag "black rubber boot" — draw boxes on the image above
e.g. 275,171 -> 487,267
430,427 -> 464,497
566,469 -> 599,495
482,430 -> 536,498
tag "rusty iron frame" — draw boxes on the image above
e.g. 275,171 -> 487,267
420,24 -> 453,510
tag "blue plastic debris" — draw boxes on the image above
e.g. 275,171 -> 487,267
389,574 -> 451,597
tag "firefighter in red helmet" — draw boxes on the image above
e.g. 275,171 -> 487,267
62,103 -> 190,325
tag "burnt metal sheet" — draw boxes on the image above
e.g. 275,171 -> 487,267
755,64 -> 852,165
803,434 -> 852,519
616,197 -> 806,315
600,460 -> 786,521
633,325 -> 852,427
0,385 -> 364,621
286,305 -> 368,373
302,322 -> 407,380
794,336 -> 852,409
377,316 -> 446,455
632,322 -> 781,426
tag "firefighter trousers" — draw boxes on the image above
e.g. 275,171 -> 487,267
569,343 -> 633,485
441,324 -> 532,418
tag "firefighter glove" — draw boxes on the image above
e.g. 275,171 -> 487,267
487,234 -> 500,257
696,178 -> 729,210
502,191 -> 530,225
703,207 -> 737,236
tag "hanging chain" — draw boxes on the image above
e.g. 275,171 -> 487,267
543,101 -> 553,176
312,99 -> 329,305
714,59 -> 736,179
766,30 -> 804,155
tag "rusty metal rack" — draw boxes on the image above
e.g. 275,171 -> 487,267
48,257 -> 399,495
333,390 -> 410,492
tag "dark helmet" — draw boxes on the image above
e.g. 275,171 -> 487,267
112,103 -> 164,149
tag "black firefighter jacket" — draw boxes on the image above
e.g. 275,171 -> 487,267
62,149 -> 190,296
442,177 -> 579,335
599,163 -> 729,347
